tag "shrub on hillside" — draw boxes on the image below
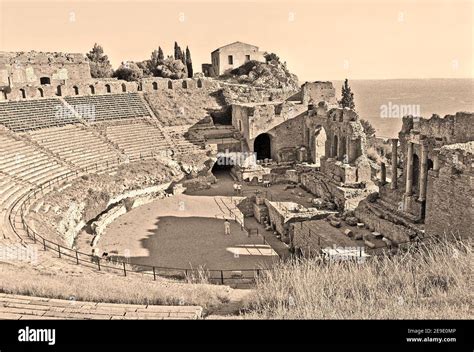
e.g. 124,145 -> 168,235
156,57 -> 188,79
113,62 -> 143,82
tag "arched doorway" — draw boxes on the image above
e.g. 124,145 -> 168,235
122,83 -> 127,92
40,77 -> 51,85
56,85 -> 62,96
254,133 -> 271,160
89,85 -> 95,94
73,86 -> 79,95
333,135 -> 338,158
152,82 -> 158,90
105,84 -> 111,93
197,79 -> 203,88
37,88 -> 44,97
168,80 -> 173,89
19,89 -> 26,99
313,126 -> 327,166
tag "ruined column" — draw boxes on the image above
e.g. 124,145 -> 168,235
380,162 -> 387,185
405,142 -> 413,195
348,139 -> 358,163
390,139 -> 398,189
433,154 -> 440,171
418,142 -> 429,202
337,134 -> 344,160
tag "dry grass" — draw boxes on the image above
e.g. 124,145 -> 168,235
0,263 -> 232,310
243,237 -> 473,319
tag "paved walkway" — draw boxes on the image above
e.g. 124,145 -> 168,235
0,293 -> 202,320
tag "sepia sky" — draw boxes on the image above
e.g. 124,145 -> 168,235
0,0 -> 472,80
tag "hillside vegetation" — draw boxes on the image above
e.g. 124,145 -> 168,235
243,237 -> 473,319
220,59 -> 299,91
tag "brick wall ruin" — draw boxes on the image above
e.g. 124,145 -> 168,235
355,112 -> 474,242
0,51 -> 91,88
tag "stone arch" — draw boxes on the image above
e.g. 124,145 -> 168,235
254,133 -> 272,160
168,80 -> 173,89
105,84 -> 111,93
313,125 -> 327,166
73,86 -> 79,95
19,89 -> 26,99
89,85 -> 95,94
40,77 -> 51,85
37,88 -> 44,97
152,82 -> 158,90
121,83 -> 127,92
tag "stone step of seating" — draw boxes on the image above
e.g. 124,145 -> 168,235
29,125 -> 123,170
7,160 -> 57,180
0,99 -> 79,132
64,93 -> 150,122
365,200 -> 424,237
0,293 -> 202,320
103,120 -> 172,157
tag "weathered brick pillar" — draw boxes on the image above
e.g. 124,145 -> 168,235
380,162 -> 387,185
345,137 -> 350,163
390,139 -> 398,189
349,139 -> 358,163
405,142 -> 414,195
433,154 -> 440,171
418,142 -> 429,202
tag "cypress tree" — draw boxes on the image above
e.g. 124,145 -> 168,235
340,78 -> 355,110
157,47 -> 164,63
185,46 -> 193,78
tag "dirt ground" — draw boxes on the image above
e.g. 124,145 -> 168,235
93,182 -> 278,270
77,170 -> 320,271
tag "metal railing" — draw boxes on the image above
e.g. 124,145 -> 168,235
9,157 -> 272,286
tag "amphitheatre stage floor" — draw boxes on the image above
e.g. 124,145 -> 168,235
88,176 -> 279,271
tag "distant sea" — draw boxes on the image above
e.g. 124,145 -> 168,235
325,79 -> 474,138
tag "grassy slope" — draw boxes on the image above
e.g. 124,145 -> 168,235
242,238 -> 473,319
0,263 -> 232,310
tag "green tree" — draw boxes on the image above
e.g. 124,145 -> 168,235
113,61 -> 143,82
174,42 -> 182,61
340,78 -> 355,110
86,43 -> 113,78
264,52 -> 280,64
156,57 -> 187,79
157,47 -> 164,62
360,119 -> 376,138
185,46 -> 193,78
